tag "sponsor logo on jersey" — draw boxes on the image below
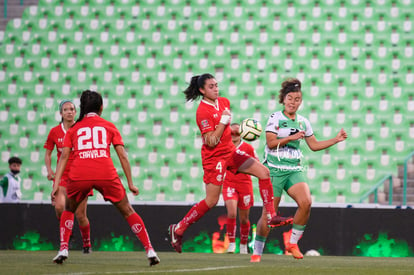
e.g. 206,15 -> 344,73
201,119 -> 210,129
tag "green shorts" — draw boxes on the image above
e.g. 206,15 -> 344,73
265,164 -> 306,197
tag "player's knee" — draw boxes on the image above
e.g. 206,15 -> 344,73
298,198 -> 312,211
240,217 -> 249,224
258,165 -> 270,179
205,198 -> 219,208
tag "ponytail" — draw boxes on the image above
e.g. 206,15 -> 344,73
278,78 -> 302,104
183,73 -> 215,102
75,90 -> 103,124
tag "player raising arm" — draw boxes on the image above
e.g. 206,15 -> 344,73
251,78 -> 347,262
51,90 -> 160,266
168,73 -> 291,254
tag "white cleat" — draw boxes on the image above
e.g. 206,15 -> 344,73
147,249 -> 160,266
53,249 -> 68,264
239,244 -> 248,254
227,242 -> 236,253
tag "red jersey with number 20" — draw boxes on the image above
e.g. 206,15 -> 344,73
63,113 -> 124,181
196,97 -> 235,164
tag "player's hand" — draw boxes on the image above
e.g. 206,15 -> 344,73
50,188 -> 58,206
291,130 -> 305,140
336,128 -> 348,142
220,109 -> 232,125
129,185 -> 139,196
47,171 -> 55,181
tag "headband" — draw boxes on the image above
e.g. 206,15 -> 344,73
59,99 -> 74,112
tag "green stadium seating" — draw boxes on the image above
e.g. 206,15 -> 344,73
0,0 -> 413,203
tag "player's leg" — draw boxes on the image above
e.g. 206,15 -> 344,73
53,196 -> 81,264
238,207 -> 250,254
237,158 -> 276,223
53,186 -> 66,219
169,160 -> 224,253
285,181 -> 311,259
250,206 -> 271,262
172,182 -> 221,236
75,197 -> 91,253
102,177 -> 159,266
224,198 -> 238,253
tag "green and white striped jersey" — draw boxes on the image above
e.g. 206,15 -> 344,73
264,110 -> 313,170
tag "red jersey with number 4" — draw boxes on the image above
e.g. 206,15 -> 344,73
223,141 -> 256,193
63,113 -> 124,181
44,123 -> 75,178
196,97 -> 234,164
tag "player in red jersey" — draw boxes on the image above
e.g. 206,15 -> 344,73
223,123 -> 256,254
51,90 -> 160,266
168,73 -> 290,253
44,100 -> 92,253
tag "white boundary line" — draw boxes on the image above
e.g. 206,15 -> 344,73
46,265 -> 248,275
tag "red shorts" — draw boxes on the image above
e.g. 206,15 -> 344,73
67,178 -> 125,203
203,149 -> 252,186
222,185 -> 254,210
54,176 -> 93,196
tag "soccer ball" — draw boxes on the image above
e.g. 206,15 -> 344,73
239,118 -> 262,141
305,249 -> 321,256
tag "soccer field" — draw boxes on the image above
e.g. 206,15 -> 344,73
0,251 -> 413,275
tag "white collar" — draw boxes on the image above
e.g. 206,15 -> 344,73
60,122 -> 66,134
86,112 -> 99,117
201,99 -> 219,111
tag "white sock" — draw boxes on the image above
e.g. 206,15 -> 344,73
253,239 -> 266,255
289,228 -> 304,244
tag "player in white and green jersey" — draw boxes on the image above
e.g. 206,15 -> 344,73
263,111 -> 313,173
251,78 -> 348,262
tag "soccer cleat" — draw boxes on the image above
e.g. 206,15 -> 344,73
268,215 -> 293,228
168,224 -> 183,253
250,254 -> 261,262
239,244 -> 248,254
146,249 -> 160,266
286,242 -> 304,259
53,249 -> 68,264
227,242 -> 236,253
83,246 -> 92,254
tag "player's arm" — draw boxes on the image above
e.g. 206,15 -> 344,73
305,128 -> 348,151
202,109 -> 232,148
266,131 -> 305,150
114,144 -> 139,196
0,177 -> 8,197
51,147 -> 70,200
44,149 -> 55,180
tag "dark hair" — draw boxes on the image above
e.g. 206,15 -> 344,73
8,156 -> 22,165
76,90 -> 103,123
183,73 -> 215,102
278,78 -> 302,104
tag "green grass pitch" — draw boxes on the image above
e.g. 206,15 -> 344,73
1,250 -> 413,275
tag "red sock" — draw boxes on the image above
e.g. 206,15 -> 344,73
126,213 -> 153,252
60,211 -> 74,251
79,223 -> 91,248
240,221 -> 250,245
259,178 -> 276,220
175,199 -> 210,235
226,218 -> 236,243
